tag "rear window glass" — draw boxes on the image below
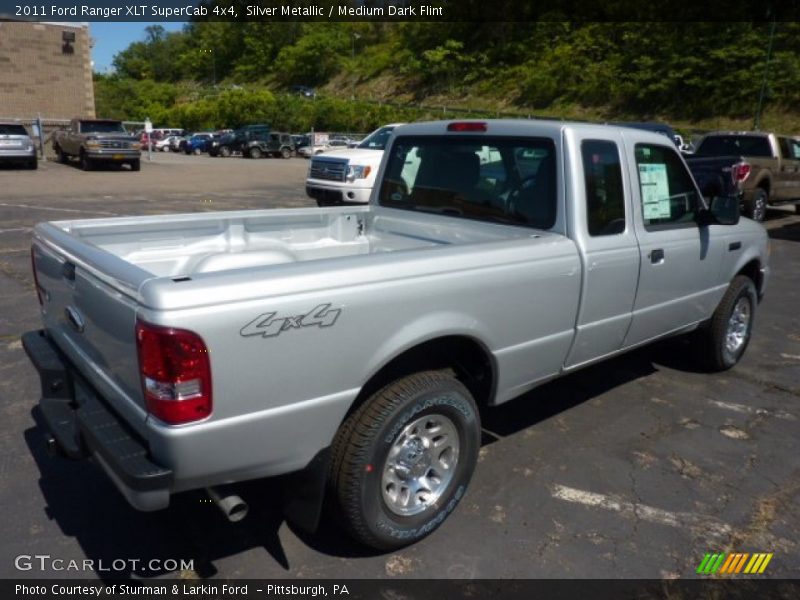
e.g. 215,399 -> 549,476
0,124 -> 28,136
379,135 -> 557,229
694,135 -> 772,157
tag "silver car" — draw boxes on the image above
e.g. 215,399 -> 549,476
0,122 -> 37,169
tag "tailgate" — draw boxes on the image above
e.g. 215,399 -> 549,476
32,237 -> 148,436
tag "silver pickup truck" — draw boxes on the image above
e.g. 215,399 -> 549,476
24,120 -> 769,550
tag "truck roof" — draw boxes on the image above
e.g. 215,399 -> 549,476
393,119 -> 673,146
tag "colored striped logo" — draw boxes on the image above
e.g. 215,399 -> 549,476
696,552 -> 773,575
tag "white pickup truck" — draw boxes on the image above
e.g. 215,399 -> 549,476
305,124 -> 403,206
24,120 -> 768,550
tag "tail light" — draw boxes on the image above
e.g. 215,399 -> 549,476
30,246 -> 43,306
136,321 -> 212,425
732,162 -> 751,185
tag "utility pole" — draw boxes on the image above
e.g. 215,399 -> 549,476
351,32 -> 360,100
754,20 -> 776,131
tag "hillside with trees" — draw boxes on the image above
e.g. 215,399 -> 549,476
94,21 -> 800,133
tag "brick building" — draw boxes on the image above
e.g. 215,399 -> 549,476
0,20 -> 95,120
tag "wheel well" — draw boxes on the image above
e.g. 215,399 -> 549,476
737,260 -> 762,294
756,178 -> 770,195
348,336 -> 495,419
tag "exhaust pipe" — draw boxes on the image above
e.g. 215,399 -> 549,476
206,486 -> 249,522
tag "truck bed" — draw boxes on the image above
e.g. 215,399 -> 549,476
38,206 -> 537,281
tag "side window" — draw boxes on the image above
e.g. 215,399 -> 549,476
791,139 -> 800,160
778,137 -> 793,159
581,140 -> 625,236
635,144 -> 700,230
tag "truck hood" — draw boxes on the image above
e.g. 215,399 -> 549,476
316,148 -> 385,164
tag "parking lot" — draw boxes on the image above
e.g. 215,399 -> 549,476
1,154 -> 799,580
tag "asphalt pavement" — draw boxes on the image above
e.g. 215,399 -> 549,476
0,154 -> 798,580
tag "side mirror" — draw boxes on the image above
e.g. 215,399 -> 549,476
699,195 -> 740,226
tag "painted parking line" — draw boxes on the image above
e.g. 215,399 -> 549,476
706,398 -> 796,421
0,227 -> 31,234
551,484 -> 732,539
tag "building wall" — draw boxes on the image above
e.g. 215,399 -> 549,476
0,20 -> 95,120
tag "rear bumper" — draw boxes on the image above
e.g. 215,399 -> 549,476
0,147 -> 36,160
22,330 -> 172,511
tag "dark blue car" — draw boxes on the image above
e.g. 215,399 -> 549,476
184,133 -> 216,155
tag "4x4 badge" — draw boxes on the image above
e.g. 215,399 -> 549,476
240,304 -> 341,338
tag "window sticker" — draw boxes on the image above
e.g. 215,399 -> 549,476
639,163 -> 671,219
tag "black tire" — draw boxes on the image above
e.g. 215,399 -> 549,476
248,147 -> 262,159
794,203 -> 800,215
27,157 -> 38,170
130,159 -> 141,172
54,145 -> 66,164
220,146 -> 231,158
698,275 -> 757,371
746,188 -> 768,222
281,147 -> 291,159
329,369 -> 480,550
79,151 -> 92,171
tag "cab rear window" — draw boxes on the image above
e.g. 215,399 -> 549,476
694,135 -> 772,157
379,136 -> 557,229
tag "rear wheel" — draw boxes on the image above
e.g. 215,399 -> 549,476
281,147 -> 291,159
54,145 -> 66,164
329,370 -> 480,550
248,147 -> 262,159
746,188 -> 768,222
27,157 -> 38,170
697,275 -> 757,371
794,203 -> 800,215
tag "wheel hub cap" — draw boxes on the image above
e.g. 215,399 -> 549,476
381,414 -> 460,516
725,297 -> 750,355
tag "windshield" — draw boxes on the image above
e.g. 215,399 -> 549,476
0,124 -> 28,136
695,135 -> 772,158
379,135 -> 557,230
358,126 -> 396,150
81,121 -> 126,134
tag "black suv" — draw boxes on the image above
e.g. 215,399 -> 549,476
210,124 -> 271,157
244,132 -> 295,159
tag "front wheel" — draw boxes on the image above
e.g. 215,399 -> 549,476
219,146 -> 231,158
248,147 -> 262,159
281,147 -> 291,159
130,159 -> 141,172
698,275 -> 757,371
79,151 -> 93,171
329,370 -> 480,550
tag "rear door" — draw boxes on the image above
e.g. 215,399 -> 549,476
563,129 -> 641,368
623,138 -> 726,346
